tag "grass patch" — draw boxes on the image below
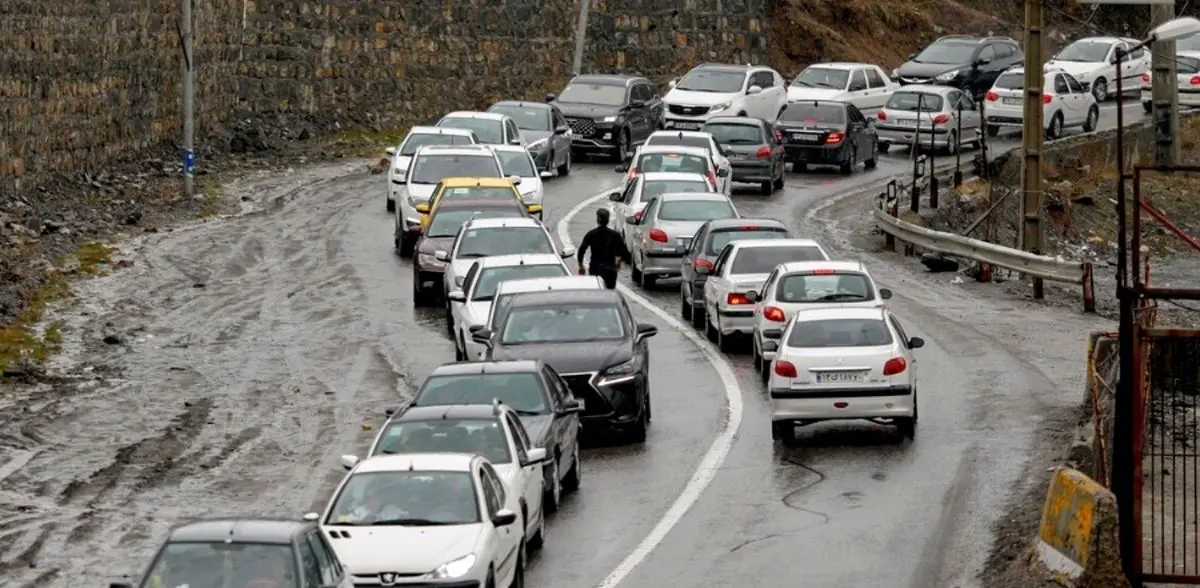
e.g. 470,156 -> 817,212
74,242 -> 114,275
327,128 -> 410,157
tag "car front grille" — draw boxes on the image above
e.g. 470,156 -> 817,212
667,104 -> 710,116
560,372 -> 611,416
898,76 -> 931,85
566,117 -> 595,136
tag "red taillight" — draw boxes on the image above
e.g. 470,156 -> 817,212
932,114 -> 950,125
883,357 -> 908,376
876,111 -> 887,120
694,258 -> 714,271
985,90 -> 998,101
825,131 -> 845,144
803,118 -> 817,124
755,146 -> 772,158
810,269 -> 835,275
774,360 -> 798,378
762,306 -> 786,322
649,228 -> 668,243
1042,94 -> 1052,104
737,226 -> 761,231
1142,73 -> 1151,83
727,292 -> 751,305
1191,75 -> 1200,85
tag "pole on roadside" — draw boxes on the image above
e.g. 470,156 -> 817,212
571,0 -> 591,76
954,101 -> 963,186
1150,2 -> 1180,164
910,110 -> 921,214
181,0 -> 195,198
1019,0 -> 1045,299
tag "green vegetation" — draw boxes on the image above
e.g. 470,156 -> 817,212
328,127 -> 411,157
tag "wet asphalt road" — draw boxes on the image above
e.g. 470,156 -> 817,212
0,101 -> 1136,588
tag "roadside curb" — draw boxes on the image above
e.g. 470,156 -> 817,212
1029,466 -> 1129,588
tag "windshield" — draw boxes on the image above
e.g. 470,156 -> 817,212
776,272 -> 875,303
427,209 -> 523,238
488,105 -> 550,131
326,471 -> 480,526
456,227 -> 554,258
646,134 -> 712,151
914,41 -> 977,64
496,150 -> 537,177
1180,33 -> 1200,52
707,228 -> 788,254
373,419 -> 510,463
501,305 -> 625,344
780,103 -> 845,124
414,373 -> 548,413
993,72 -> 1024,90
140,542 -> 296,588
703,123 -> 765,144
557,83 -> 627,106
439,186 -> 516,202
790,67 -> 849,89
439,117 -> 504,144
676,69 -> 747,93
1177,56 -> 1200,75
659,200 -> 735,222
1055,40 -> 1113,63
885,92 -> 944,112
730,246 -> 826,274
643,178 -> 711,199
474,265 -> 568,300
636,153 -> 710,174
787,318 -> 894,348
411,154 -> 501,184
401,133 -> 474,156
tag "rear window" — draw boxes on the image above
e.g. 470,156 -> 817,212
643,179 -> 711,199
401,133 -> 474,156
440,186 -> 515,201
776,272 -> 875,303
729,246 -> 826,274
885,92 -> 944,112
780,103 -> 845,124
707,227 -> 787,255
703,123 -> 765,145
637,153 -> 710,175
646,135 -> 712,151
659,200 -> 735,222
1178,56 -> 1200,75
993,72 -> 1024,90
786,318 -> 893,348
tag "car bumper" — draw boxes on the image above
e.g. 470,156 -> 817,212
876,126 -> 951,147
352,581 -> 480,588
662,115 -> 713,130
769,385 -> 914,421
570,124 -> 622,152
415,268 -> 445,292
784,143 -> 850,164
714,306 -> 755,334
641,250 -> 684,276
561,372 -> 647,431
729,160 -> 774,182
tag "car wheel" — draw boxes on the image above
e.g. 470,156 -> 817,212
795,161 -> 808,172
771,421 -> 796,444
772,166 -> 785,190
412,272 -> 432,307
759,180 -> 772,195
1143,101 -> 1153,114
645,389 -> 652,424
444,304 -> 455,336
562,443 -> 581,492
717,324 -> 735,353
752,338 -> 762,370
987,124 -> 1000,137
454,333 -> 465,361
705,311 -> 718,342
485,568 -> 496,588
877,141 -> 890,154
386,198 -> 395,213
760,357 -> 770,385
864,148 -> 878,170
691,301 -> 706,329
528,503 -> 546,550
1045,112 -> 1063,141
399,233 -> 416,258
1092,77 -> 1108,102
943,131 -> 958,155
630,257 -> 643,283
614,129 -> 631,163
839,148 -> 855,175
557,149 -> 572,176
543,458 -> 561,514
1083,105 -> 1099,133
680,288 -> 693,320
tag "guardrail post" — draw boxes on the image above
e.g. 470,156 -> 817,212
954,100 -> 964,187
930,171 -> 939,208
1082,262 -> 1095,313
883,191 -> 895,252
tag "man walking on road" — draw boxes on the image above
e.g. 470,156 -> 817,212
576,207 -> 631,290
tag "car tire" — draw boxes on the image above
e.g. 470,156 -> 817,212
705,312 -> 718,342
986,124 -> 1000,137
1092,77 -> 1108,102
485,569 -> 496,588
864,149 -> 878,170
630,259 -> 643,284
1083,105 -> 1099,133
771,421 -> 796,444
543,458 -> 561,514
412,272 -> 433,307
942,131 -> 958,156
760,358 -> 770,385
557,149 -> 571,176
454,333 -> 466,361
795,161 -> 808,173
760,180 -> 772,195
398,233 -> 416,258
752,338 -> 762,371
1143,101 -> 1153,114
680,289 -> 693,321
839,149 -> 855,175
444,303 -> 455,337
614,129 -> 631,163
717,324 -> 735,353
562,443 -> 581,493
1045,112 -> 1063,141
773,167 -> 785,190
386,198 -> 395,213
528,506 -> 546,550
877,141 -> 890,154
691,302 -> 706,329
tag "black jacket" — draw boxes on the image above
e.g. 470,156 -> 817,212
577,226 -> 631,271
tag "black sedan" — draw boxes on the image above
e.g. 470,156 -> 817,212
700,116 -> 787,195
777,100 -> 879,175
399,359 -> 585,512
472,289 -> 659,443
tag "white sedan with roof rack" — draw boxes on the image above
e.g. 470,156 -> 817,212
786,62 -> 898,114
747,261 -> 892,383
761,307 -> 924,444
447,254 -> 571,361
983,65 -> 1098,139
462,275 -> 605,361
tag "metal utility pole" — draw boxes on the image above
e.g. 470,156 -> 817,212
1150,2 -> 1180,164
181,0 -> 195,197
1020,0 -> 1046,298
571,0 -> 591,76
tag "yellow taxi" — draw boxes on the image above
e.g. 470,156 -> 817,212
415,177 -> 540,223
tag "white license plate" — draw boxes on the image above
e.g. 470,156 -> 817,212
727,152 -> 747,159
671,122 -> 702,130
896,119 -> 917,127
1002,97 -> 1021,105
792,133 -> 821,142
814,371 -> 868,383
677,238 -> 691,248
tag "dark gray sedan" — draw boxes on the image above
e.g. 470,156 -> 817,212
700,116 -> 787,195
678,218 -> 790,327
488,100 -> 573,176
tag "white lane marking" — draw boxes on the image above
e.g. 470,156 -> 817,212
557,190 -> 745,588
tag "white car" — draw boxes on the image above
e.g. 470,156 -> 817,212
395,145 -> 506,253
491,144 -> 551,217
461,276 -> 605,361
643,130 -> 733,187
385,126 -> 477,212
761,307 -> 924,443
983,66 -> 1099,139
312,452 -> 534,588
617,144 -> 730,196
662,63 -> 788,129
448,254 -> 571,361
438,217 -> 574,309
699,239 -> 830,352
607,171 -> 715,241
1140,51 -> 1200,113
1044,36 -> 1149,102
786,62 -> 898,115
746,261 -> 893,382
437,111 -> 524,146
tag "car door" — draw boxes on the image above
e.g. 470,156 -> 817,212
632,83 -> 659,140
297,534 -> 324,588
453,261 -> 481,330
480,464 -> 518,579
551,106 -> 571,162
972,44 -> 1000,96
504,412 -> 542,529
749,71 -> 776,118
955,91 -> 982,134
1064,74 -> 1090,124
845,105 -> 874,161
703,245 -> 736,316
1051,73 -> 1079,124
539,365 -> 572,458
846,69 -> 870,110
611,176 -> 641,239
681,222 -> 710,286
767,70 -> 789,120
307,530 -> 349,588
863,67 -> 892,112
630,197 -> 659,256
706,135 -> 733,181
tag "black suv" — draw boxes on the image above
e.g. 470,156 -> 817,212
892,35 -> 1024,98
548,74 -> 664,163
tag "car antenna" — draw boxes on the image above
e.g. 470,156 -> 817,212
492,398 -> 501,415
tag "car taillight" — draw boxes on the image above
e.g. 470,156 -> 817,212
774,361 -> 798,378
1042,94 -> 1052,104
883,357 -> 908,376
932,114 -> 950,125
649,228 -> 669,242
1191,75 -> 1200,85
727,292 -> 751,305
985,90 -> 998,101
756,146 -> 772,158
810,269 -> 835,275
762,306 -> 786,322
877,110 -> 887,120
694,258 -> 714,271
1142,73 -> 1151,83
825,131 -> 845,144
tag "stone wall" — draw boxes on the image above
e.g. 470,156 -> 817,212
0,0 -> 766,198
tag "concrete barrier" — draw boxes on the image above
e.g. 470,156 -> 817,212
1031,466 -> 1128,587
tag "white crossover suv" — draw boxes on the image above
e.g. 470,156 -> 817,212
662,63 -> 788,129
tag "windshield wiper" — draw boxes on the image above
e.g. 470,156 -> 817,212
792,81 -> 813,87
458,253 -> 488,258
723,138 -> 758,144
371,518 -> 458,526
512,409 -> 543,416
473,295 -> 494,302
818,293 -> 868,301
812,82 -> 838,89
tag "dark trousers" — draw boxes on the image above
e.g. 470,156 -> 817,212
591,265 -> 618,289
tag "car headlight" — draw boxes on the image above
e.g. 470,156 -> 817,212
418,253 -> 443,268
935,70 -> 960,81
601,115 -> 618,123
527,138 -> 548,150
598,358 -> 638,386
426,553 -> 476,579
710,101 -> 732,112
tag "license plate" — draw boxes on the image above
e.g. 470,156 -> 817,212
677,238 -> 691,248
792,133 -> 821,142
671,122 -> 702,130
814,371 -> 868,383
897,119 -> 917,127
1002,97 -> 1021,105
727,152 -> 746,160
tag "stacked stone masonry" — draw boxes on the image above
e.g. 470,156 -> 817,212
0,0 -> 766,198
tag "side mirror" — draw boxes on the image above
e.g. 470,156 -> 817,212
434,250 -> 449,262
468,324 -> 484,334
448,290 -> 466,302
509,138 -> 522,146
625,215 -> 640,225
636,323 -> 659,339
694,265 -> 711,275
385,147 -> 396,156
454,276 -> 465,287
554,126 -> 569,135
746,85 -> 763,95
471,328 -> 494,346
559,398 -> 585,414
524,447 -> 548,465
745,290 -> 759,302
716,168 -> 730,178
762,328 -> 783,339
509,175 -> 522,185
974,57 -> 991,66
879,288 -> 892,299
560,246 -> 576,258
492,508 -> 518,526
907,52 -> 917,60
339,455 -> 359,470
615,164 -> 629,173
608,191 -> 623,202
668,79 -> 678,89
545,93 -> 556,102
415,203 -> 430,213
302,512 -> 320,522
762,340 -> 779,352
540,170 -> 554,178
909,337 -> 925,349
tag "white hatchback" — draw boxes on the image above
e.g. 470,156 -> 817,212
983,66 -> 1099,139
761,307 -> 923,443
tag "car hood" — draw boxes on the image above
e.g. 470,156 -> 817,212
1043,60 -> 1103,78
517,414 -> 555,446
896,61 -> 964,79
406,183 -> 438,202
490,340 -> 633,374
418,236 -> 454,255
785,87 -> 846,102
663,89 -> 740,106
553,102 -> 621,119
523,129 -> 552,144
327,525 -> 481,575
518,176 -> 543,199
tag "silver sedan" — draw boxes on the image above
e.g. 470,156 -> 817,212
624,192 -> 740,289
874,85 -> 982,154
